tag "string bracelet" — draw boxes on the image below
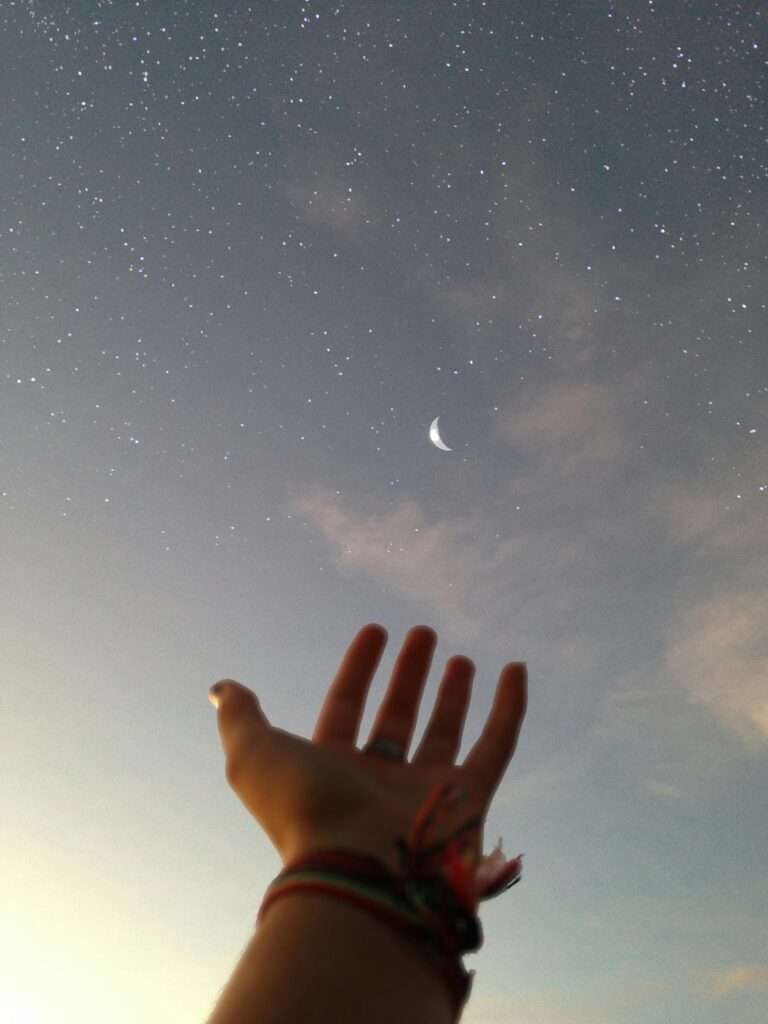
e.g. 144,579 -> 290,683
257,781 -> 524,1020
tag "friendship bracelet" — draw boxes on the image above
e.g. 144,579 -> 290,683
256,782 -> 524,1022
257,850 -> 482,955
257,870 -> 475,1016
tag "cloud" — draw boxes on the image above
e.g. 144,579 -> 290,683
644,442 -> 768,746
286,328 -> 764,755
491,736 -> 591,813
663,589 -> 768,747
413,138 -> 619,374
463,973 -> 675,1023
694,963 -> 768,1000
495,377 -> 629,478
285,162 -> 376,236
463,994 -> 611,1024
424,265 -> 602,373
591,531 -> 768,754
647,447 -> 767,555
287,484 -> 600,668
645,778 -> 690,800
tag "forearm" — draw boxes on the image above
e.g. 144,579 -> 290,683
206,891 -> 456,1024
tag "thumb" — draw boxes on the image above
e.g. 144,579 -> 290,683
208,678 -> 258,711
208,678 -> 270,757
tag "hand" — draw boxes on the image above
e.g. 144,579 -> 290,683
209,623 -> 527,877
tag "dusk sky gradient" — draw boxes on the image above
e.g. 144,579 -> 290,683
2,2 -> 767,1022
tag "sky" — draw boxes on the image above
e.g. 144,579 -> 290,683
1,1 -> 766,1021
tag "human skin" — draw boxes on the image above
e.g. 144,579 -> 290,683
205,623 -> 527,1022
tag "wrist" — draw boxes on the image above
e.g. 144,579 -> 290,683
266,891 -> 457,1019
283,821 -> 409,877
208,890 -> 456,1024
258,854 -> 475,1020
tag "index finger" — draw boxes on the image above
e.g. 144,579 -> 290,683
312,623 -> 389,746
461,663 -> 527,798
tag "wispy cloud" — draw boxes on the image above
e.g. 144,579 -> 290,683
645,778 -> 690,800
287,350 -> 766,752
647,446 -> 767,555
495,375 -> 636,480
288,483 -> 600,665
663,589 -> 768,747
429,268 -> 603,370
464,973 -> 675,1023
463,993 -> 611,1024
643,441 -> 768,746
694,963 -> 768,1000
285,158 -> 376,236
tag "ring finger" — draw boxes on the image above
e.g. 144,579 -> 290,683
411,655 -> 474,767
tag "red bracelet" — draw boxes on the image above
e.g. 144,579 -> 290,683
256,782 -> 524,1022
257,853 -> 477,1020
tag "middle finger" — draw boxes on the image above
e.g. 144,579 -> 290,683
364,625 -> 438,758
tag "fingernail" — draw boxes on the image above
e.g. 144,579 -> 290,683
208,682 -> 226,709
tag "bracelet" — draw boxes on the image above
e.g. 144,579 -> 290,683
256,782 -> 524,1021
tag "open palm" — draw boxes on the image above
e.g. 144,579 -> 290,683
211,623 -> 527,879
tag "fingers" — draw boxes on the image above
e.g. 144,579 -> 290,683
209,679 -> 270,785
363,625 -> 438,758
461,663 -> 527,798
312,623 -> 389,746
411,655 -> 474,767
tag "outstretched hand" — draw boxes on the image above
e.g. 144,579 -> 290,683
209,623 -> 527,876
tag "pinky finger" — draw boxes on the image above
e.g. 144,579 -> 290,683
461,663 -> 527,798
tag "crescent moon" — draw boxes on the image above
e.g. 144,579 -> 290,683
429,416 -> 453,452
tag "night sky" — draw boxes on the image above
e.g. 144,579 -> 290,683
3,2 -> 767,1022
